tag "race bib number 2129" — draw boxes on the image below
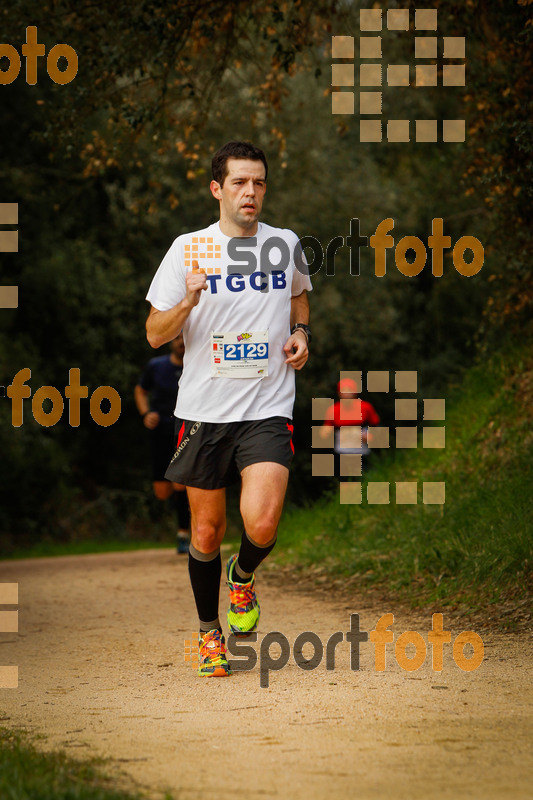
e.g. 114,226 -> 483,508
211,330 -> 269,378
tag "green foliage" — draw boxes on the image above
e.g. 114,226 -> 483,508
1,0 -> 339,158
276,335 -> 533,618
1,1 -> 531,546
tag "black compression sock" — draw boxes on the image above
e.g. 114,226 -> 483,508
235,529 -> 277,581
188,544 -> 221,626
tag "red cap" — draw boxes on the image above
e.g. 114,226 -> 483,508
338,378 -> 358,395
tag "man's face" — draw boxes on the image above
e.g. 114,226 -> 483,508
211,158 -> 267,232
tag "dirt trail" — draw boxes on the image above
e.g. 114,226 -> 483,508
0,549 -> 531,799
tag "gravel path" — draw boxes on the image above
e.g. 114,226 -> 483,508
0,549 -> 531,799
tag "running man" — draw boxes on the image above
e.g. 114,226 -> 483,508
145,141 -> 312,677
134,334 -> 191,553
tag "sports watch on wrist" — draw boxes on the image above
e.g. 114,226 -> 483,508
291,323 -> 312,343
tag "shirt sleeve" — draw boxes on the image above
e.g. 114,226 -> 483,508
288,230 -> 313,297
146,237 -> 187,312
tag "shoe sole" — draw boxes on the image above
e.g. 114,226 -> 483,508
228,622 -> 259,637
198,667 -> 231,677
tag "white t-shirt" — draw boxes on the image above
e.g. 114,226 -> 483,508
146,221 -> 312,423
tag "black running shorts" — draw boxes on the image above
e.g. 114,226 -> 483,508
164,416 -> 294,490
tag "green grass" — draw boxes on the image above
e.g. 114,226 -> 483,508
0,727 -> 171,800
274,341 -> 533,619
5,538 -> 177,560
5,533 -> 243,561
4,344 -> 531,626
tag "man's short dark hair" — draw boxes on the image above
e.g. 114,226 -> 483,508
211,141 -> 268,186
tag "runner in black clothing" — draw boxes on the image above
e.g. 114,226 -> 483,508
134,334 -> 191,552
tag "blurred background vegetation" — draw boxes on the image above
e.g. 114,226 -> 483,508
0,0 -> 531,574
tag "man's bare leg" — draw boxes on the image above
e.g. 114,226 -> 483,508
185,486 -> 231,675
240,461 -> 289,544
153,480 -> 190,551
233,460 -> 288,579
187,486 -> 226,553
185,487 -> 226,633
226,462 -> 289,635
152,480 -> 173,500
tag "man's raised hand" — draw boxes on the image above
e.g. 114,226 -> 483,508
185,260 -> 208,307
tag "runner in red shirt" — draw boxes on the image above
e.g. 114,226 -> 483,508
321,377 -> 380,464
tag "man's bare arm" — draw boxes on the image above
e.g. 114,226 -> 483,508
146,269 -> 208,348
146,301 -> 191,349
290,289 -> 310,328
284,290 -> 310,370
134,384 -> 160,429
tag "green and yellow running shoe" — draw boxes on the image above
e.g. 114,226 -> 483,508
226,554 -> 260,637
198,629 -> 231,677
